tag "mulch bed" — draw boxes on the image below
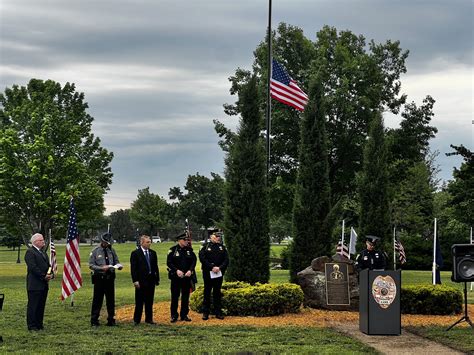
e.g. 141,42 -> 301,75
116,302 -> 474,328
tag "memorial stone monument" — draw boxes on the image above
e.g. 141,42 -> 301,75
296,254 -> 359,311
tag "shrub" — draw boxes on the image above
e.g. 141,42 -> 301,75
190,282 -> 304,317
401,285 -> 462,315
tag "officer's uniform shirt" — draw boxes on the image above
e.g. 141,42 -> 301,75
355,249 -> 387,271
199,242 -> 229,273
89,246 -> 120,275
167,244 -> 196,277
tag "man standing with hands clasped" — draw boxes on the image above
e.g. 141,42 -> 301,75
167,232 -> 197,323
25,233 -> 52,331
130,235 -> 159,325
199,232 -> 229,320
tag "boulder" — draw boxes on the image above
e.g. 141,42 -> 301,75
297,255 -> 359,311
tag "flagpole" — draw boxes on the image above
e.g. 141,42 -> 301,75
341,219 -> 345,245
265,0 -> 272,184
393,226 -> 396,271
432,218 -> 437,285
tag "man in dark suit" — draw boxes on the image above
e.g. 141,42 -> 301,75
25,233 -> 52,331
130,235 -> 160,325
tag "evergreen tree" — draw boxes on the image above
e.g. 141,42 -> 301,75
224,75 -> 269,283
290,79 -> 331,281
358,111 -> 390,246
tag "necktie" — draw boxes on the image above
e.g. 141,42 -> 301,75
144,250 -> 151,273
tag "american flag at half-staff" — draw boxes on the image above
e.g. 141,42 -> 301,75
61,198 -> 82,300
270,59 -> 308,111
336,241 -> 349,259
395,239 -> 406,265
49,237 -> 58,276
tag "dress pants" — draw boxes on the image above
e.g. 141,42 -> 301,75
202,274 -> 223,315
91,278 -> 115,324
170,277 -> 191,319
134,282 -> 155,323
27,289 -> 48,330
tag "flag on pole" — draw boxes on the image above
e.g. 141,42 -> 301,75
349,227 -> 358,255
336,241 -> 349,259
61,198 -> 82,300
270,59 -> 308,111
49,237 -> 58,276
394,239 -> 406,264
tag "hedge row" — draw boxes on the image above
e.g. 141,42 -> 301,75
190,281 -> 304,317
401,285 -> 462,315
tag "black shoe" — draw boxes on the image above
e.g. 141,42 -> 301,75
106,321 -> 117,327
181,316 -> 192,322
91,322 -> 100,327
145,321 -> 156,325
28,327 -> 40,331
202,314 -> 209,320
134,322 -> 140,326
170,317 -> 178,323
216,314 -> 225,320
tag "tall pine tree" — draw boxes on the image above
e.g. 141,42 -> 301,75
290,79 -> 331,282
358,111 -> 390,245
224,75 -> 269,283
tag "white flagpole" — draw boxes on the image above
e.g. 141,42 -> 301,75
432,218 -> 437,285
393,226 -> 397,271
341,219 -> 345,245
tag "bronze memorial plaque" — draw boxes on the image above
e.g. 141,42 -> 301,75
325,263 -> 350,306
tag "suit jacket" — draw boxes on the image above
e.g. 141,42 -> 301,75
130,248 -> 160,286
25,247 -> 50,291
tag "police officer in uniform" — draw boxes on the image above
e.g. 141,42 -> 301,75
355,235 -> 387,271
89,233 -> 123,326
167,232 -> 197,323
199,232 -> 229,320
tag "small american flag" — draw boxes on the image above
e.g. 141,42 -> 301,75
336,241 -> 349,259
49,237 -> 58,276
61,198 -> 82,300
270,59 -> 308,111
395,239 -> 406,264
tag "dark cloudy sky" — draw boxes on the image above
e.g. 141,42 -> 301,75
1,0 -> 472,213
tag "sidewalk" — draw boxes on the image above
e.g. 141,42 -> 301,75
332,322 -> 464,355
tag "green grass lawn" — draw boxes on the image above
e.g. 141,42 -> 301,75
0,243 -> 471,353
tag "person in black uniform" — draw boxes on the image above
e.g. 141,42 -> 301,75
199,232 -> 229,320
89,233 -> 123,326
355,235 -> 387,271
130,235 -> 160,325
167,232 -> 197,323
25,233 -> 52,331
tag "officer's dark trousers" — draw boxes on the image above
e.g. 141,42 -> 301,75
170,277 -> 191,319
27,289 -> 48,330
91,278 -> 115,324
202,274 -> 223,315
134,282 -> 155,323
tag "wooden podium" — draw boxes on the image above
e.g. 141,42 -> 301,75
359,270 -> 401,335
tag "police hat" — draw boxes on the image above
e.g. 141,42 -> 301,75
101,233 -> 112,244
176,232 -> 188,241
365,235 -> 380,244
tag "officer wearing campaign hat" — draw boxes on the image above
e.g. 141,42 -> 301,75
166,232 -> 197,323
89,232 -> 123,326
355,235 -> 387,271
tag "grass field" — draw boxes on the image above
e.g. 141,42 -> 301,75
0,243 -> 471,353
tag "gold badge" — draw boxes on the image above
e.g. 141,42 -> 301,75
372,275 -> 397,309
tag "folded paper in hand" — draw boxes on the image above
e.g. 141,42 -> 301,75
210,270 -> 222,279
112,264 -> 123,269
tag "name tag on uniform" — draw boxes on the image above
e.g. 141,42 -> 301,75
175,251 -> 179,257
207,248 -> 211,251
219,246 -> 223,251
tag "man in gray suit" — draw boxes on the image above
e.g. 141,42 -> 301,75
25,233 -> 52,331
